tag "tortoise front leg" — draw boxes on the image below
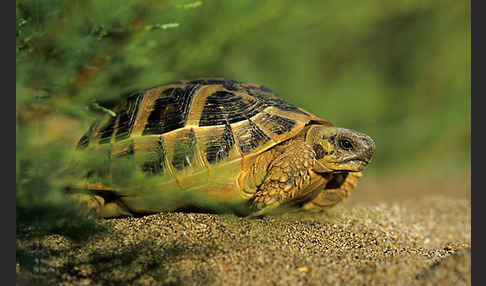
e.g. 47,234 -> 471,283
302,171 -> 362,210
248,141 -> 316,216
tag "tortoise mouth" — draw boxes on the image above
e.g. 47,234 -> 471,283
314,158 -> 369,174
315,169 -> 357,176
335,157 -> 371,164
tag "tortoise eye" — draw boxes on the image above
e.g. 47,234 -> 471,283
339,139 -> 353,150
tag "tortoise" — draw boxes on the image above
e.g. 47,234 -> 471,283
70,78 -> 375,217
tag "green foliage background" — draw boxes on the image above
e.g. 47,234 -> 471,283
16,0 -> 470,230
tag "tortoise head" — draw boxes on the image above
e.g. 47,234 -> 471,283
305,125 -> 375,173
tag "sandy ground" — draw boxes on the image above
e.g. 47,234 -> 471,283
16,173 -> 471,286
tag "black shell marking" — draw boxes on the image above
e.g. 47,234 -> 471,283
183,79 -> 227,85
97,93 -> 143,144
222,80 -> 241,91
235,119 -> 271,154
114,111 -> 130,141
199,91 -> 262,126
77,133 -> 90,150
205,123 -> 235,164
114,92 -> 143,141
142,85 -> 199,135
141,136 -> 166,175
172,128 -> 197,170
242,85 -> 309,116
257,113 -> 296,135
129,140 -> 135,154
98,115 -> 117,144
175,78 -> 242,87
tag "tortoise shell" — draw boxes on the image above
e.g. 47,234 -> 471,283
76,78 -> 332,213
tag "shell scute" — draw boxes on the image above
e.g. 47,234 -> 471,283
203,123 -> 236,164
198,90 -> 259,126
234,119 -> 271,154
254,112 -> 296,136
171,128 -> 198,171
141,85 -> 198,136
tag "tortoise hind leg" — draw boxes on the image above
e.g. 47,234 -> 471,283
100,201 -> 133,218
302,171 -> 362,210
68,192 -> 133,218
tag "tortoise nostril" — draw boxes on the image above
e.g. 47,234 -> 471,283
359,136 -> 375,161
361,136 -> 375,150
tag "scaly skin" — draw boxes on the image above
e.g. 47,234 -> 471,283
249,140 -> 316,215
303,171 -> 362,210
